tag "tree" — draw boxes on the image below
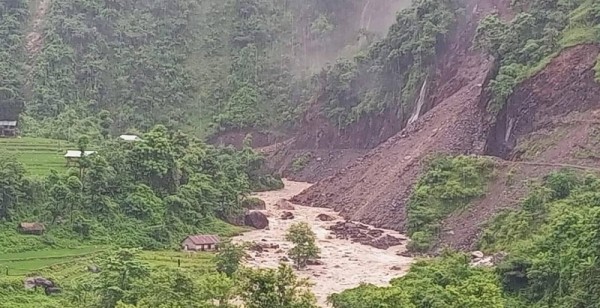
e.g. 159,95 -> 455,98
96,249 -> 150,308
99,110 -> 113,139
0,157 -> 26,220
215,240 -> 246,277
285,222 -> 320,269
239,264 -> 318,308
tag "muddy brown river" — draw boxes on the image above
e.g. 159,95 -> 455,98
234,180 -> 414,307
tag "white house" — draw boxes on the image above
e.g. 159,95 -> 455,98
118,134 -> 142,142
64,150 -> 96,166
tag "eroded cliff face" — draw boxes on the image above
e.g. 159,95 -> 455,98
291,0 -> 511,230
292,43 -> 600,251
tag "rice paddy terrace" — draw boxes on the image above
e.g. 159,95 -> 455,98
0,137 -> 73,176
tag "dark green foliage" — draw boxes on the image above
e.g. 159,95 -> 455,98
19,0 -> 388,138
0,0 -> 28,121
317,0 -> 461,127
241,197 -> 266,210
0,125 -> 278,251
407,155 -> 495,252
328,252 -> 505,308
239,264 -> 318,308
480,170 -> 600,307
475,0 -> 600,113
215,241 -> 246,277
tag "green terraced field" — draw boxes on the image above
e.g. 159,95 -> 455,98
0,137 -> 73,176
0,247 -> 216,308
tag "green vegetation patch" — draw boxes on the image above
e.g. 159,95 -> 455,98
319,0 -> 462,127
0,137 -> 72,176
476,169 -> 600,307
291,153 -> 312,173
328,252 -> 505,308
407,155 -> 495,252
475,0 -> 600,114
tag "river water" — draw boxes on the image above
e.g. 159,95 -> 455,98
234,180 -> 414,307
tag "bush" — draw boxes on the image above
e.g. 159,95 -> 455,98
406,155 -> 495,252
241,197 -> 266,210
291,153 -> 312,173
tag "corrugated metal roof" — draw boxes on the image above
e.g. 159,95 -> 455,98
185,234 -> 220,245
119,134 -> 141,141
0,121 -> 17,126
64,150 -> 96,158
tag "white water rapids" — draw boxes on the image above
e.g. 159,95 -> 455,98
234,180 -> 414,307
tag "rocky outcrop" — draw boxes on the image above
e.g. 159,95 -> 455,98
276,199 -> 296,210
316,213 -> 336,221
244,211 -> 269,229
242,197 -> 267,210
280,211 -> 295,220
328,221 -> 405,249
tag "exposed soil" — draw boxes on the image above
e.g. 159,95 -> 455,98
291,0 -> 508,231
208,129 -> 285,149
234,180 -> 413,307
439,44 -> 600,251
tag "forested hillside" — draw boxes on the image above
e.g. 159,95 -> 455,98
2,0 -> 410,141
0,0 -> 28,120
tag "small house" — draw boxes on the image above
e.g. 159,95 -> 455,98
64,150 -> 96,166
118,134 -> 142,142
0,120 -> 17,137
181,234 -> 220,252
18,222 -> 45,235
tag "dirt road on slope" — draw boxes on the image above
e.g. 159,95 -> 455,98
235,180 -> 413,307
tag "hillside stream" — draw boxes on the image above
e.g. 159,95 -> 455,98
234,180 -> 414,307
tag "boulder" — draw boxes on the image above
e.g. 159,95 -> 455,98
280,256 -> 290,262
276,199 -> 296,210
471,251 -> 484,259
87,265 -> 101,273
367,229 -> 384,237
281,211 -> 295,220
24,277 -> 54,289
390,265 -> 403,271
44,287 -> 61,296
370,234 -> 404,249
316,213 -> 336,221
244,211 -> 269,229
306,259 -> 325,266
241,197 -> 267,210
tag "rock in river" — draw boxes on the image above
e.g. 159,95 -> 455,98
244,211 -> 269,229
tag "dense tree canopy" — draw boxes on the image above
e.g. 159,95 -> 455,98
0,126 -> 282,252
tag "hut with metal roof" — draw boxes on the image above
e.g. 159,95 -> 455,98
0,120 -> 17,137
118,134 -> 142,142
64,150 -> 96,166
181,235 -> 221,252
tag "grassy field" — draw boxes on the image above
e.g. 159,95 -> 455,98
0,137 -> 73,175
0,246 -> 107,276
0,246 -> 217,308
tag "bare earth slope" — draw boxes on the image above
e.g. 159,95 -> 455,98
291,0 -> 508,231
435,44 -> 600,248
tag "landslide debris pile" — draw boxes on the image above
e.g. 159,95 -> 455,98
292,0 -> 508,230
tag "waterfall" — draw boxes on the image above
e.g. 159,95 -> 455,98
505,118 -> 515,143
360,0 -> 372,31
408,78 -> 428,125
